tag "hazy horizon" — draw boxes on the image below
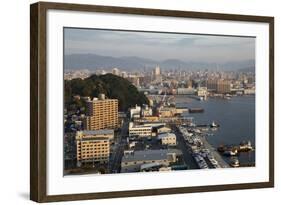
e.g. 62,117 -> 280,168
64,27 -> 255,65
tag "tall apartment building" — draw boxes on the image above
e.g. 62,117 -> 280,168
76,130 -> 111,166
207,79 -> 231,94
154,65 -> 161,76
207,79 -> 218,91
153,65 -> 161,81
84,94 -> 118,130
186,79 -> 193,88
217,80 -> 231,94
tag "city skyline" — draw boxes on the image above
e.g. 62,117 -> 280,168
64,27 -> 256,176
64,28 -> 255,64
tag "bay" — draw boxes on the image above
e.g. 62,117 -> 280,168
176,95 -> 255,165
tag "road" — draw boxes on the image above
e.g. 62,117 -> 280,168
109,121 -> 128,173
173,126 -> 199,169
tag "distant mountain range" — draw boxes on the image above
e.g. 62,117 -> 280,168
64,53 -> 255,72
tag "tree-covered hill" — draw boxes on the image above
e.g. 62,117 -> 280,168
64,74 -> 149,111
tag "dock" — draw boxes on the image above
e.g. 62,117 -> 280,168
198,136 -> 230,168
176,125 -> 230,169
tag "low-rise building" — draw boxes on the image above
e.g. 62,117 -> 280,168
140,162 -> 172,172
141,116 -> 159,122
129,105 -> 141,119
76,130 -> 112,166
141,105 -> 153,117
78,129 -> 114,141
158,107 -> 176,118
121,149 -> 182,173
175,108 -> 188,115
128,122 -> 152,137
129,122 -> 168,137
197,87 -> 208,99
158,133 -> 177,146
177,87 -> 196,95
244,88 -> 255,95
157,126 -> 172,134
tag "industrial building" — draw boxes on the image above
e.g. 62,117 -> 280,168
121,149 -> 182,173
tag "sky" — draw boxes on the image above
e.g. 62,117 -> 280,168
64,28 -> 255,63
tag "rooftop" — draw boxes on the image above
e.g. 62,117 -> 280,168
122,149 -> 182,163
158,133 -> 176,139
80,129 -> 114,136
80,137 -> 109,141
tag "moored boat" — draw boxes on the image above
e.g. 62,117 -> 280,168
230,157 -> 240,167
239,140 -> 253,151
210,121 -> 220,128
223,149 -> 238,156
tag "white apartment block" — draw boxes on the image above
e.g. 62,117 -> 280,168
128,122 -> 152,137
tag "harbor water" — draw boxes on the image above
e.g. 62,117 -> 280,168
176,95 -> 255,166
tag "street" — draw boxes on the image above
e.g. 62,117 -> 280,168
173,126 -> 199,169
109,121 -> 129,173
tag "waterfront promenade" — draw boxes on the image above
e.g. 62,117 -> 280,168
198,135 -> 230,168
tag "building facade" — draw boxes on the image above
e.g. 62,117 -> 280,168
158,107 -> 176,118
177,87 -> 196,95
129,105 -> 141,119
141,105 -> 153,117
128,122 -> 152,137
76,130 -> 111,166
84,95 -> 118,130
207,79 -> 218,91
158,133 -> 177,146
121,149 -> 182,173
217,80 -> 231,94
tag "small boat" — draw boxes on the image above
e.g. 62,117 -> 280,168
189,108 -> 204,113
224,94 -> 232,100
230,158 -> 240,167
217,145 -> 226,152
210,121 -> 220,128
239,140 -> 253,151
223,149 -> 238,156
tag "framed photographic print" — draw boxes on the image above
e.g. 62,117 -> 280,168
30,1 -> 274,202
